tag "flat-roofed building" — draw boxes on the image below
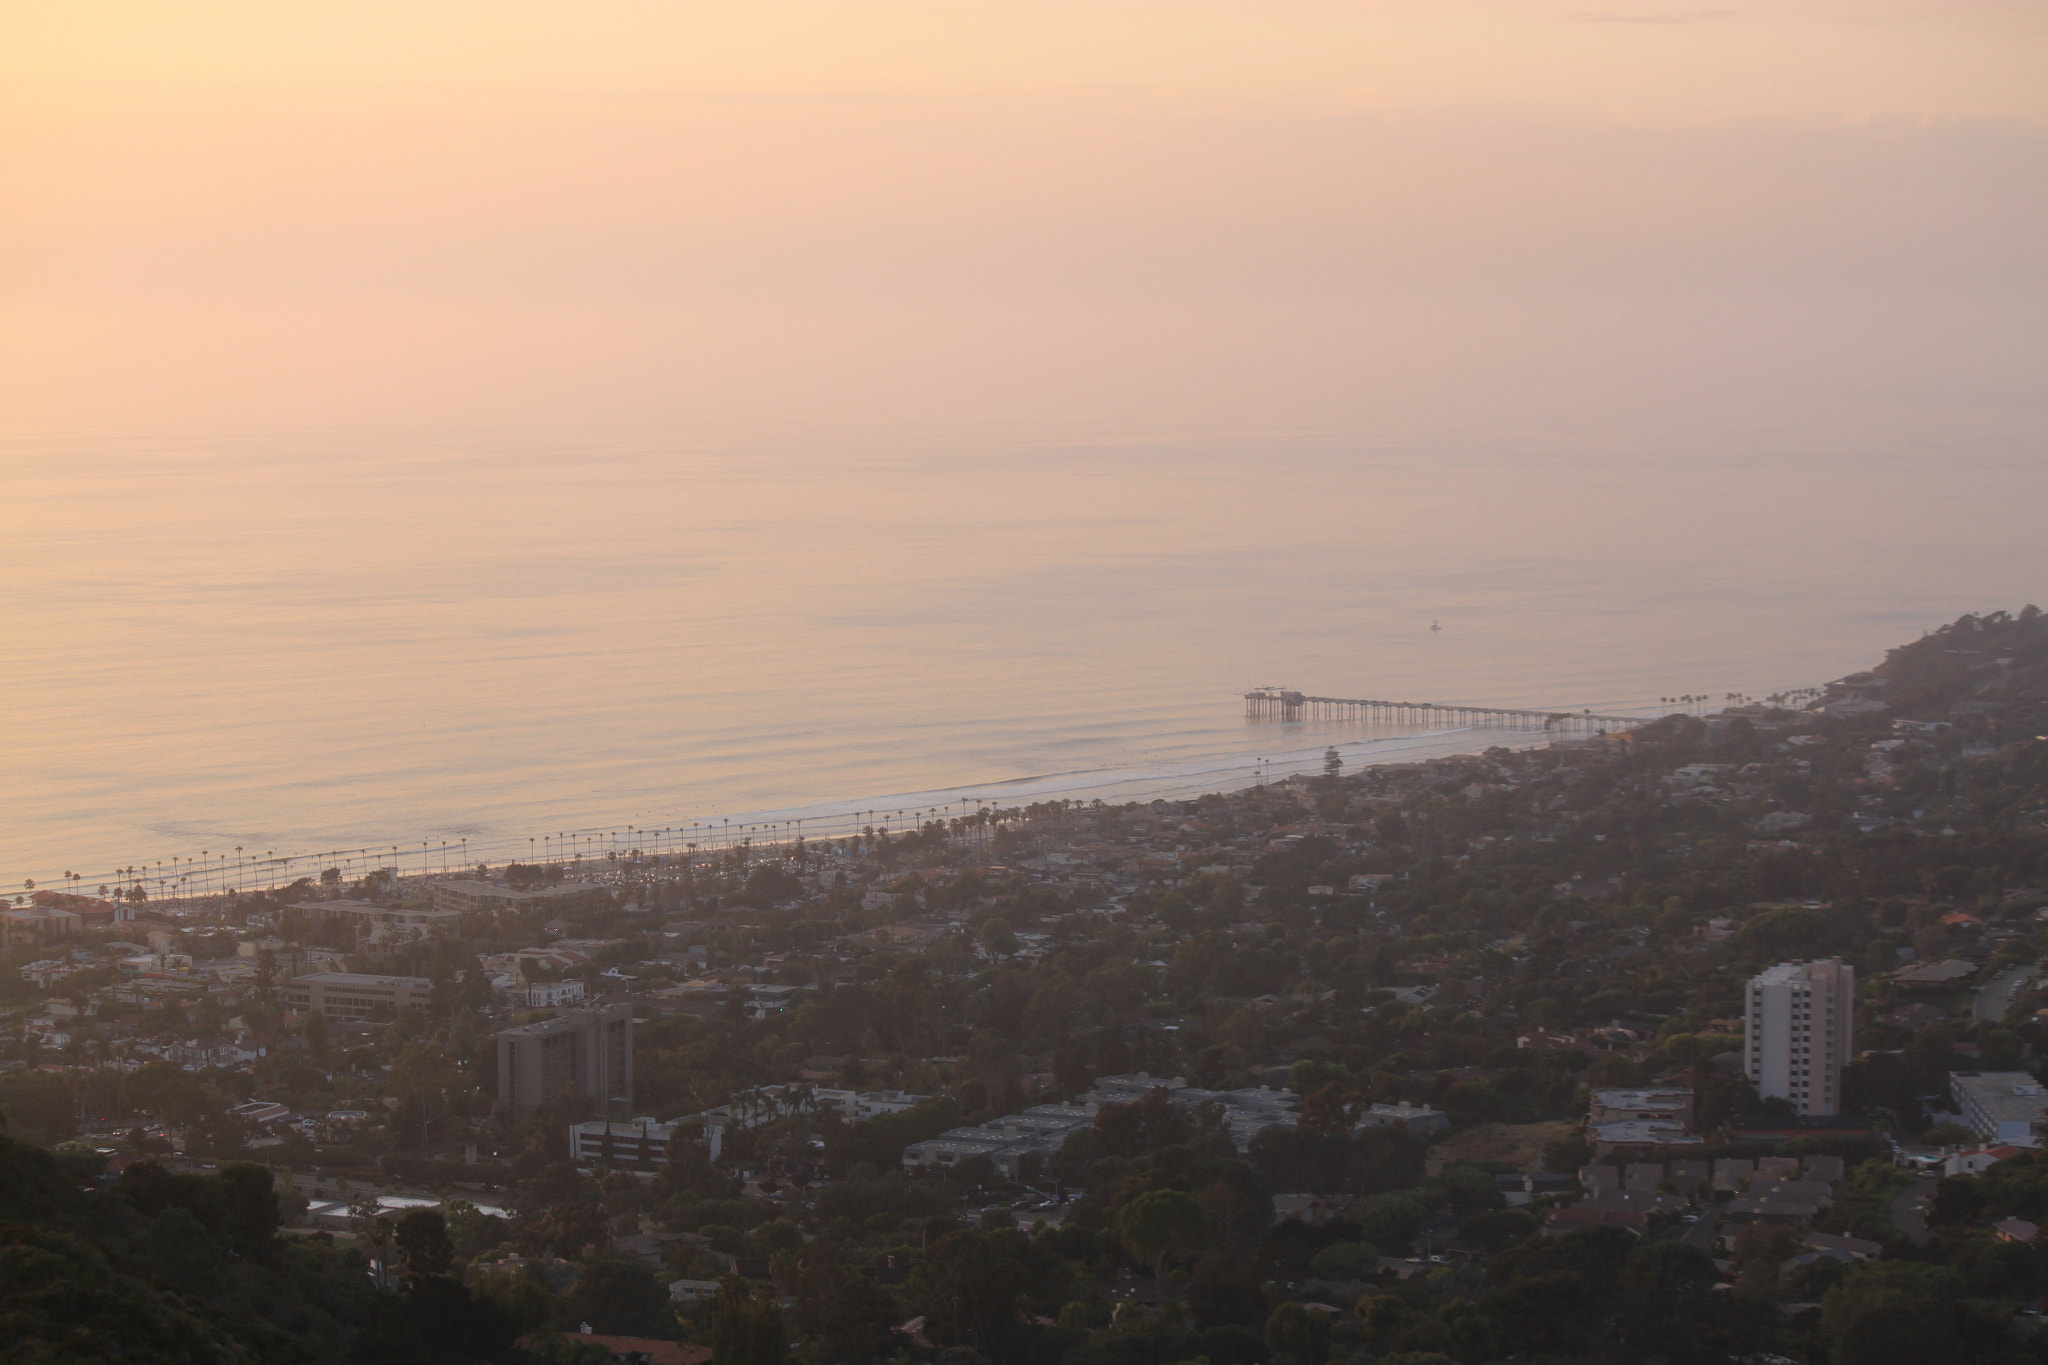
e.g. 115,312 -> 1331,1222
431,880 -> 596,917
2,906 -> 82,946
569,1117 -> 678,1166
1358,1100 -> 1451,1136
680,1084 -> 931,1159
283,972 -> 434,1019
503,978 -> 587,1008
1589,1087 -> 1696,1128
1091,1081 -> 1300,1152
495,1004 -> 633,1117
287,900 -> 462,940
902,1113 -> 1090,1180
1092,1072 -> 1187,1098
1952,1071 -> 2048,1147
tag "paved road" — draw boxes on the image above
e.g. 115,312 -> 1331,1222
1974,965 -> 2039,1023
1891,1174 -> 1938,1245
1681,1206 -> 1722,1251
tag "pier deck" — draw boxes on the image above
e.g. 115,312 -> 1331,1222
1243,687 -> 1648,734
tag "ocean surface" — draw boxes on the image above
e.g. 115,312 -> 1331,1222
4,412 -> 2042,893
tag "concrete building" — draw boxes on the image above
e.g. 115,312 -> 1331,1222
1589,1087 -> 1695,1128
1951,1072 -> 2048,1147
1357,1100 -> 1451,1136
430,880 -> 595,917
1586,1089 -> 1702,1153
494,1004 -> 633,1117
569,1116 -> 679,1166
903,1077 -> 1307,1176
1745,959 -> 1854,1117
902,1105 -> 1099,1179
1075,1079 -> 1302,1153
1,905 -> 82,947
286,899 -> 463,941
501,978 -> 586,1008
687,1085 -> 933,1159
283,972 -> 434,1019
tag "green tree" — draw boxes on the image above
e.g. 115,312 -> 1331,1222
1298,1081 -> 1356,1134
561,1258 -> 672,1337
1817,1261 -> 1999,1365
657,1127 -> 734,1201
211,1162 -> 282,1261
1348,1124 -> 1426,1194
746,1218 -> 803,1258
1614,1239 -> 1723,1362
390,1042 -> 455,1144
1457,1208 -> 1537,1255
1115,1188 -> 1210,1281
914,1230 -> 1025,1358
1354,1191 -> 1428,1256
710,1274 -> 787,1365
1265,1300 -> 1331,1365
789,1244 -> 898,1365
123,1060 -> 212,1127
472,1266 -> 558,1336
0,1070 -> 76,1139
392,1208 -> 454,1280
441,1199 -> 508,1260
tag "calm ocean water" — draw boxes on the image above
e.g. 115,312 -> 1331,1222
3,413 -> 2042,891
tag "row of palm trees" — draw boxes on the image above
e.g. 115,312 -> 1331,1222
23,794 -> 1074,910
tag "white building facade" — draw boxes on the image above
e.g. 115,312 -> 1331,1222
1745,959 -> 1854,1117
1950,1072 -> 2048,1148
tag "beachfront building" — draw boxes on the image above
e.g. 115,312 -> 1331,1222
1745,959 -> 1855,1117
1,905 -> 83,947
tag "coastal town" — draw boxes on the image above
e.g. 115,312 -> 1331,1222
8,607 -> 2048,1365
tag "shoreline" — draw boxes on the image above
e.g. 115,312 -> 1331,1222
10,714 -> 1628,902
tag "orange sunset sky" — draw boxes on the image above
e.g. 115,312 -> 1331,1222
4,1 -> 2043,437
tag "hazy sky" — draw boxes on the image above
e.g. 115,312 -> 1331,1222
5,1 -> 2043,436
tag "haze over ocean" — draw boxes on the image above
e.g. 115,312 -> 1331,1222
4,5 -> 2043,890
4,405 -> 2042,887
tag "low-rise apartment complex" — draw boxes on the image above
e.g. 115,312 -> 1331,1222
1952,1071 -> 2048,1148
283,972 -> 434,1019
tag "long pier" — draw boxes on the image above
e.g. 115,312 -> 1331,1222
1243,687 -> 1650,734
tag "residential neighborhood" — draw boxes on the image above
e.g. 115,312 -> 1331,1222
9,609 -> 2048,1364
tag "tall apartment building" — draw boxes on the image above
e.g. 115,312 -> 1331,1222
1745,959 -> 1855,1117
494,1004 -> 633,1117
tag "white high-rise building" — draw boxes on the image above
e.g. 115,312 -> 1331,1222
1745,959 -> 1854,1117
